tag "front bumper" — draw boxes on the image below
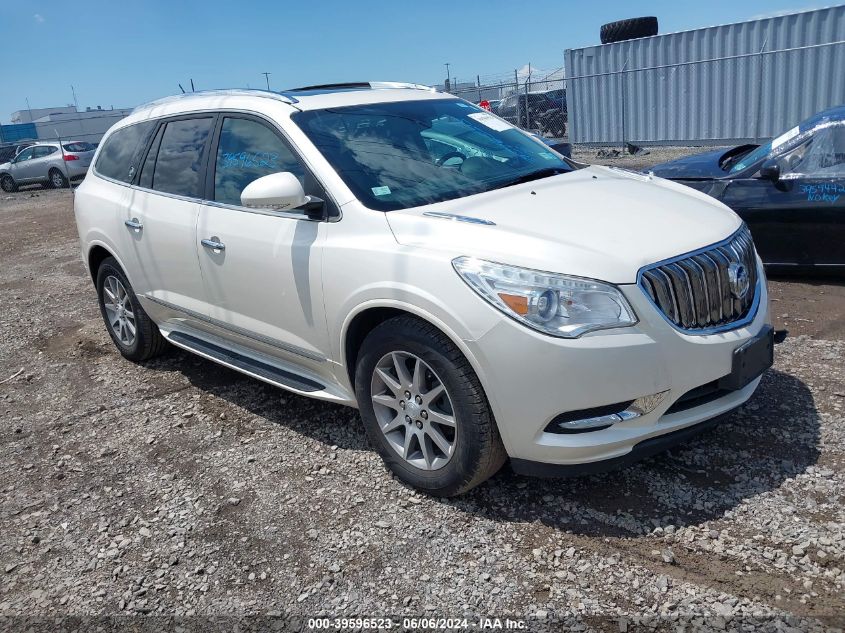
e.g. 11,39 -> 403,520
465,263 -> 771,471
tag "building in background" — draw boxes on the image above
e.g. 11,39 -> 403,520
565,5 -> 845,146
1,105 -> 132,145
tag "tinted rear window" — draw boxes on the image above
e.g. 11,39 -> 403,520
149,117 -> 214,198
95,122 -> 155,183
63,142 -> 95,153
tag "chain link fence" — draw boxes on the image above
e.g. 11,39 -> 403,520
444,68 -> 568,140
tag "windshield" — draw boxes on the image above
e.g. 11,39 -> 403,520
729,109 -> 841,174
293,98 -> 573,211
729,142 -> 771,173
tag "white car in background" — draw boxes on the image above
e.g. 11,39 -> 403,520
72,83 -> 773,496
0,140 -> 96,192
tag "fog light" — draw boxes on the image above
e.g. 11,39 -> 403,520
546,391 -> 669,434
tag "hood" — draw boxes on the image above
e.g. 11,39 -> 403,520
385,165 -> 741,284
649,145 -> 758,180
0,161 -> 10,172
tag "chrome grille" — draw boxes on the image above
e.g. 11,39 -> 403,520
640,226 -> 759,332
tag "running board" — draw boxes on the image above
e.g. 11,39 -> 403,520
168,331 -> 324,392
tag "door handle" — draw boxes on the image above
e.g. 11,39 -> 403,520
201,237 -> 225,251
124,218 -> 143,231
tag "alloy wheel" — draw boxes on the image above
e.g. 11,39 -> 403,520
103,275 -> 137,346
370,351 -> 457,470
51,171 -> 65,188
0,175 -> 13,192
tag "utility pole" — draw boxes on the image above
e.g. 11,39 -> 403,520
262,72 -> 271,90
444,63 -> 451,92
25,97 -> 33,124
71,85 -> 85,142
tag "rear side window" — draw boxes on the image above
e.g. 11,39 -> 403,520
138,126 -> 164,190
95,121 -> 155,183
213,117 -> 305,206
63,142 -> 95,153
149,118 -> 214,198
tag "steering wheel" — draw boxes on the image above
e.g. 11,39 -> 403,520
436,151 -> 467,167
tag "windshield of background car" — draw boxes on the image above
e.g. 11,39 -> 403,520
729,141 -> 773,173
292,98 -> 573,211
730,109 -> 841,174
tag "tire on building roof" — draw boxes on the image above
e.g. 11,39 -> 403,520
600,17 -> 658,44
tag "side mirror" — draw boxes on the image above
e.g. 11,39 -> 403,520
758,161 -> 780,183
240,172 -> 308,211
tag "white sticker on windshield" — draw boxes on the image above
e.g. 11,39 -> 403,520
371,186 -> 391,196
455,102 -> 470,108
538,151 -> 556,160
468,111 -> 514,132
772,125 -> 799,149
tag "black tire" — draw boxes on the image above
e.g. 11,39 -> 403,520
96,257 -> 168,362
355,315 -> 507,496
48,168 -> 69,189
0,174 -> 16,193
600,16 -> 658,44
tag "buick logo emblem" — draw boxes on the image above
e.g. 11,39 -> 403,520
728,262 -> 750,299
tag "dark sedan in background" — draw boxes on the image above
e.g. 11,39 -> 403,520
497,91 -> 566,138
651,106 -> 845,271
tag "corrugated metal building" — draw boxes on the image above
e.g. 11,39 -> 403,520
564,6 -> 845,146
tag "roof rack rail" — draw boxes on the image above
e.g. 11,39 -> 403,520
131,89 -> 300,114
287,81 -> 437,93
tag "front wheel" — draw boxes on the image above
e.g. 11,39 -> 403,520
355,315 -> 506,496
96,257 -> 168,362
0,174 -> 16,193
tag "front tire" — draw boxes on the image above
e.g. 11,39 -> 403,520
355,315 -> 506,496
96,257 -> 168,362
0,174 -> 16,193
48,168 -> 68,189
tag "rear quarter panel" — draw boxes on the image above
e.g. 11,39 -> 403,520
73,175 -> 133,283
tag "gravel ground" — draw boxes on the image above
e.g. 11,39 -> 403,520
0,187 -> 843,632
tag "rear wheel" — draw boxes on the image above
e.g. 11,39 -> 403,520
48,168 -> 68,189
96,257 -> 168,362
0,174 -> 16,193
355,315 -> 506,496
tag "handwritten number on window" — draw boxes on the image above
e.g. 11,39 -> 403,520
221,151 -> 279,170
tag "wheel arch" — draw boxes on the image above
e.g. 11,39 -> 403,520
86,243 -> 122,285
340,301 -> 492,405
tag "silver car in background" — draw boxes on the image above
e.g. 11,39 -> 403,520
0,140 -> 96,192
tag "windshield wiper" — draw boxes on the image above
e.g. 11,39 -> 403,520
494,167 -> 568,190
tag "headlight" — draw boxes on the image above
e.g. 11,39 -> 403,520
452,257 -> 637,338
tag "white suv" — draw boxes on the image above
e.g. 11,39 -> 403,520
74,83 -> 773,496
